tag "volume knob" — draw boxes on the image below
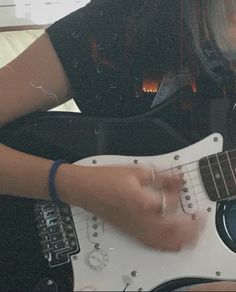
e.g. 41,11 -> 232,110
87,249 -> 108,271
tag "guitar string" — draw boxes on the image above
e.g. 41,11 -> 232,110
70,168 -> 233,221
68,187 -> 220,241
67,154 -> 234,244
70,186 -> 223,238
70,180 -> 221,240
69,178 -> 231,225
71,153 -> 236,215
49,181 -> 222,242
38,159 -> 236,246
75,149 -> 236,182
70,177 -> 220,223
71,191 -> 217,242
158,158 -> 236,200
68,160 -> 236,220
44,156 -> 236,241
157,156 -> 236,177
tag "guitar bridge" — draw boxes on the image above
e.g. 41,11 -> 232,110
34,201 -> 80,267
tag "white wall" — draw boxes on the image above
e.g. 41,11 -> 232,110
0,0 -> 90,27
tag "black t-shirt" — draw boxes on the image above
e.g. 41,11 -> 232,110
46,0 -> 235,148
46,0 -> 182,117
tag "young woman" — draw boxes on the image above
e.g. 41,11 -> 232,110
1,0 -> 236,290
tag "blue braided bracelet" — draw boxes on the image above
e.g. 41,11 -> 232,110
48,159 -> 67,206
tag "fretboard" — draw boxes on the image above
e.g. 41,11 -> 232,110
199,149 -> 236,201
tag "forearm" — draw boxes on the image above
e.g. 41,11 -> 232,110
0,33 -> 73,127
0,143 -> 88,207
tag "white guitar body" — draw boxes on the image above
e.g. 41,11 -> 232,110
70,133 -> 236,291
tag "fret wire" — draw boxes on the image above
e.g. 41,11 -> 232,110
180,167 -> 236,192
206,156 -> 220,199
149,148 -> 236,178
157,153 -> 236,179
191,162 -> 236,184
218,151 -> 236,197
228,148 -> 236,159
226,150 -> 236,185
173,155 -> 234,199
45,153 -> 236,245
186,165 -> 236,183
187,172 -> 232,187
69,151 -> 236,220
216,153 -> 230,197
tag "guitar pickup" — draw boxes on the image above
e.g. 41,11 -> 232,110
172,164 -> 199,215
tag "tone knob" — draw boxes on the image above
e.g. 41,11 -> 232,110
87,249 -> 108,271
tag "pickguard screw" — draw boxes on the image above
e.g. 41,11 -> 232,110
214,137 -> 218,142
92,159 -> 97,164
207,207 -> 212,212
174,155 -> 179,160
47,280 -> 53,286
131,270 -> 137,277
138,288 -> 144,292
73,255 -> 78,260
216,271 -> 221,276
134,159 -> 138,164
95,243 -> 100,250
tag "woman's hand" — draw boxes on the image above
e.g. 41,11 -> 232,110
66,164 -> 205,250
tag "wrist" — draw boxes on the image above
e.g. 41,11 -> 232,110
48,159 -> 67,206
54,163 -> 92,208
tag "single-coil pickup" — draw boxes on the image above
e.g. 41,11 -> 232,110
172,164 -> 199,215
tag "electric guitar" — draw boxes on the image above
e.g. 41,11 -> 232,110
1,86 -> 236,292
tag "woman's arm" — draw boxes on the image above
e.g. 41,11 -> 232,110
0,32 -> 75,197
0,32 -> 73,126
0,31 -> 202,251
0,143 -> 89,206
0,31 -> 89,204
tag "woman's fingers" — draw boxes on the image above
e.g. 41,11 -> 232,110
147,169 -> 183,213
149,212 -> 206,251
85,165 -> 206,252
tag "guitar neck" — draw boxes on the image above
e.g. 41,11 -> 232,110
199,149 -> 236,201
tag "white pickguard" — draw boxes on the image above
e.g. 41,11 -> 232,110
69,133 -> 236,291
